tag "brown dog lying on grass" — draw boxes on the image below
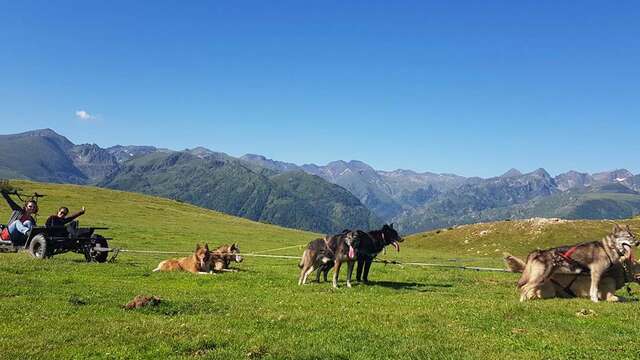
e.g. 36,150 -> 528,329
210,243 -> 243,272
153,243 -> 212,274
505,251 -> 640,302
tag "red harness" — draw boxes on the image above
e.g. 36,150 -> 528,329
560,246 -> 578,262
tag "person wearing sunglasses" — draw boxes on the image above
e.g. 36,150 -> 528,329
2,191 -> 38,244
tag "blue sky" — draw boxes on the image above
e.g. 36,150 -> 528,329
1,1 -> 639,177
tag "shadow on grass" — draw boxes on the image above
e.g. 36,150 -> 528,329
361,280 -> 454,292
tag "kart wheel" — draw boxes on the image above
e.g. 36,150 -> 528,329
29,234 -> 50,259
88,235 -> 109,263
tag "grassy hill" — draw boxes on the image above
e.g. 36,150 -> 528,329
1,180 -> 640,359
404,217 -> 640,261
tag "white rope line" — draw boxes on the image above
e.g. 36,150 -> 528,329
251,244 -> 307,254
116,249 -> 301,260
113,247 -> 511,273
391,261 -> 512,273
245,253 -> 300,259
118,249 -> 190,255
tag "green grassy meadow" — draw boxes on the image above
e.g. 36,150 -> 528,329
1,180 -> 640,359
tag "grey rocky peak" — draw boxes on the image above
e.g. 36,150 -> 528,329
69,144 -> 120,182
107,145 -> 161,163
240,154 -> 300,172
182,147 -> 234,163
529,168 -> 552,179
592,169 -> 634,183
500,168 -> 522,178
554,170 -> 593,191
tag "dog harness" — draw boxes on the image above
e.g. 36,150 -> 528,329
551,246 -> 592,298
556,246 -> 591,273
553,242 -> 631,298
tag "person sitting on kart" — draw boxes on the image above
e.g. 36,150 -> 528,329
45,206 -> 86,236
1,191 -> 38,244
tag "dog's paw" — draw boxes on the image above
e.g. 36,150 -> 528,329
606,295 -> 620,302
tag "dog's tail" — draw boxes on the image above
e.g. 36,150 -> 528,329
517,250 -> 553,289
517,252 -> 536,288
503,252 -> 526,273
153,260 -> 166,272
298,250 -> 307,269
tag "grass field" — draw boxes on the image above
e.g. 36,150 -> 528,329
1,180 -> 640,359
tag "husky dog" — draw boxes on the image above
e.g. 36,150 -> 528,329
355,224 -> 403,283
517,224 -> 639,302
153,243 -> 212,274
210,243 -> 243,272
505,252 -> 640,301
298,230 -> 360,288
330,230 -> 361,288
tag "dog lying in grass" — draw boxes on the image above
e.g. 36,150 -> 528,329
153,243 -> 212,274
505,252 -> 640,302
210,243 -> 243,272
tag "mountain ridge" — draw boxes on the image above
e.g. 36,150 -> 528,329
2,128 -> 640,234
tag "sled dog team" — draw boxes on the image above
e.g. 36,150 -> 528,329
155,223 -> 640,302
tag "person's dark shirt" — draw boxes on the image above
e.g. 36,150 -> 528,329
45,210 -> 85,228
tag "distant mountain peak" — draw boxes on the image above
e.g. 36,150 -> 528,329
242,153 -> 267,161
240,153 -> 300,172
25,128 -> 60,136
2,128 -> 75,151
9,128 -> 64,139
501,168 -> 522,178
184,147 -> 228,159
530,168 -> 551,178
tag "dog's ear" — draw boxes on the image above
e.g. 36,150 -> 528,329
626,224 -> 631,231
613,224 -> 621,233
204,243 -> 210,251
195,243 -> 202,252
390,223 -> 394,229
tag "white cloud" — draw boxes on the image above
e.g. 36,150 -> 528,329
75,110 -> 96,121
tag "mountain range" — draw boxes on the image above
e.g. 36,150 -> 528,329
1,129 -> 639,234
0,129 -> 378,234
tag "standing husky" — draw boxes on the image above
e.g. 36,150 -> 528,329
298,230 -> 360,288
518,224 -> 639,302
153,243 -> 212,274
330,230 -> 360,288
355,224 -> 403,283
